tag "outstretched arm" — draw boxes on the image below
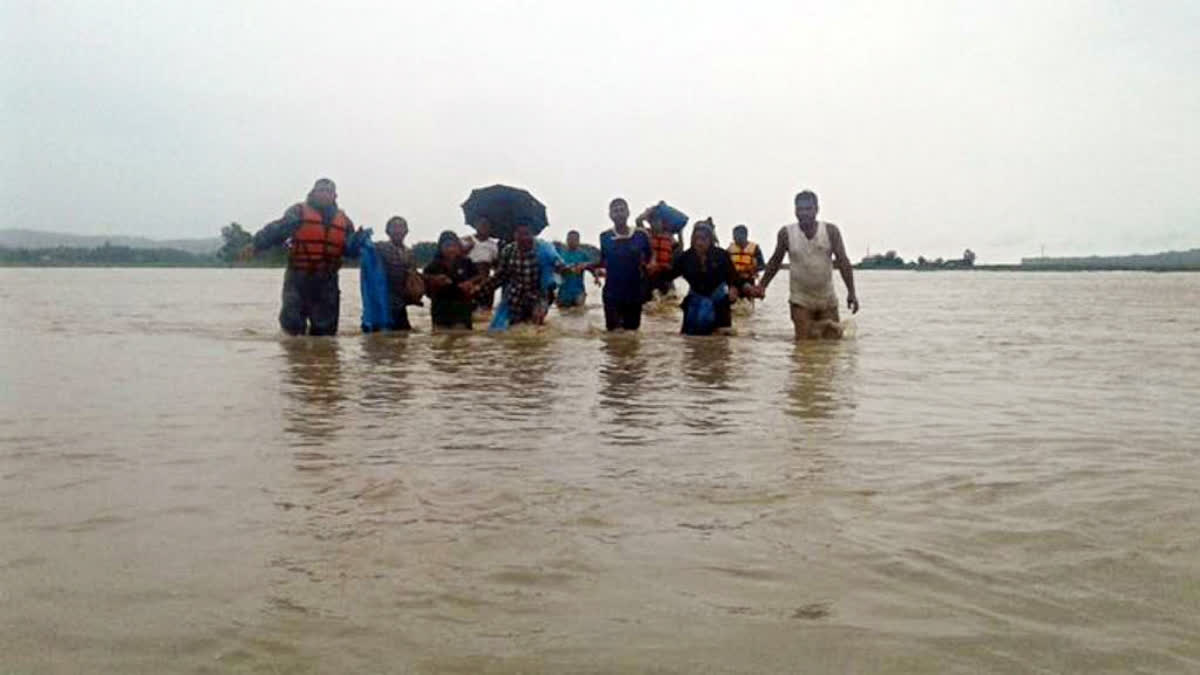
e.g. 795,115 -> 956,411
828,224 -> 859,313
250,204 -> 304,252
758,227 -> 789,290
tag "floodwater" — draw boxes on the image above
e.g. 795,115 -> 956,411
1,268 -> 1198,674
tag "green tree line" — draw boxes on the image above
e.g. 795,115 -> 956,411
2,223 -> 604,268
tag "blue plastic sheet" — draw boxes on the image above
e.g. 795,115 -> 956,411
488,292 -> 511,332
358,235 -> 393,332
536,239 -> 563,294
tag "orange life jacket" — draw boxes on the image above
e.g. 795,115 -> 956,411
289,203 -> 350,272
728,241 -> 759,278
650,233 -> 675,267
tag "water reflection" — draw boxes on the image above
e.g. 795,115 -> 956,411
596,336 -> 655,445
785,341 -> 856,421
681,336 -> 733,389
501,338 -> 554,415
279,337 -> 346,445
358,332 -> 413,411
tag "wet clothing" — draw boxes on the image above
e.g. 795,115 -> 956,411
536,239 -> 565,298
375,240 -> 414,331
280,267 -> 341,336
423,256 -> 478,328
603,300 -> 642,331
477,242 -> 560,325
786,221 -> 838,310
664,247 -> 741,335
599,227 -> 651,330
465,236 -> 500,266
465,236 -> 500,309
254,202 -> 357,273
253,200 -> 359,336
557,248 -> 591,306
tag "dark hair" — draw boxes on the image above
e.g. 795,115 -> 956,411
567,230 -> 580,238
609,197 -> 628,208
794,190 -> 819,206
733,225 -> 748,234
437,230 -> 460,248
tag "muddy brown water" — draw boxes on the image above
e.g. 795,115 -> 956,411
1,268 -> 1198,673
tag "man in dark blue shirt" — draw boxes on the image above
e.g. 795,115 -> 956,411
598,198 -> 652,331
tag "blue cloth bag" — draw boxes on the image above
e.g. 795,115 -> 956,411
682,283 -> 728,335
654,202 -> 689,234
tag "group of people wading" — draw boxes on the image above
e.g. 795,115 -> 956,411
241,178 -> 860,339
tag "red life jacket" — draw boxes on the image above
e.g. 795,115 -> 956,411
650,233 -> 675,267
289,203 -> 350,272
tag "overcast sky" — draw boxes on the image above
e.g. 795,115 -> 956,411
3,1 -> 1197,261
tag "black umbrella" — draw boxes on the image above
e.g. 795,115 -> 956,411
461,185 -> 549,241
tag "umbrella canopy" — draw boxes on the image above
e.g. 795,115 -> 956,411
461,185 -> 549,241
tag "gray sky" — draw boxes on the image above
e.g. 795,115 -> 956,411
3,0 -> 1198,262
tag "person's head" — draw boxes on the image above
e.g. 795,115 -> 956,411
691,220 -> 716,255
794,190 -> 819,224
386,216 -> 408,244
473,217 -> 492,240
649,215 -> 666,235
733,225 -> 749,246
514,222 -> 535,250
437,230 -> 462,260
307,178 -> 337,207
566,230 -> 581,250
609,198 -> 629,226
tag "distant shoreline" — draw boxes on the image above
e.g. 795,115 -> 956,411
909,264 -> 1200,273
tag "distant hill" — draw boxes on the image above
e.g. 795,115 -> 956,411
1021,248 -> 1200,270
0,228 -> 221,255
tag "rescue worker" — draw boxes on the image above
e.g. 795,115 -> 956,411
636,206 -> 682,300
241,178 -> 363,336
727,224 -> 766,288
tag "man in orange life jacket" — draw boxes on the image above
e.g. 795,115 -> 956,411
636,205 -> 683,300
242,178 -> 362,336
727,224 -> 765,288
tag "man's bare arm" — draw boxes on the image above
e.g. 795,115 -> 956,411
758,227 -> 789,290
828,224 -> 859,313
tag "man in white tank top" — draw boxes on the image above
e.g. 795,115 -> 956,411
758,190 -> 859,338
